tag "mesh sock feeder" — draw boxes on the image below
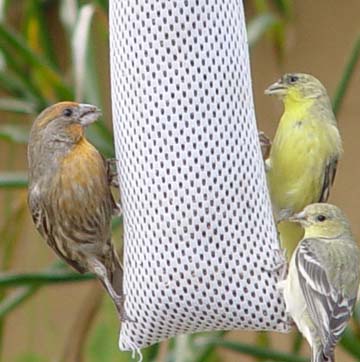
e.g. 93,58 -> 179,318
110,0 -> 288,352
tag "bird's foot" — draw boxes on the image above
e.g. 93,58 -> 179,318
263,261 -> 288,280
276,209 -> 293,223
274,248 -> 288,280
113,202 -> 123,217
258,131 -> 272,160
107,158 -> 118,167
278,314 -> 294,330
263,248 -> 288,280
107,158 -> 120,188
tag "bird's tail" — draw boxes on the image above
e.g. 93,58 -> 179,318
95,243 -> 128,320
108,246 -> 132,321
312,347 -> 334,362
108,246 -> 124,297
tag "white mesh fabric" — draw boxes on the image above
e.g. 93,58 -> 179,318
110,0 -> 288,351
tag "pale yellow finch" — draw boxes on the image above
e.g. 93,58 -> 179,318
278,203 -> 360,362
265,73 -> 342,259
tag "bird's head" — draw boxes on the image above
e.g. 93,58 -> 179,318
287,203 -> 353,240
31,101 -> 101,144
265,73 -> 328,105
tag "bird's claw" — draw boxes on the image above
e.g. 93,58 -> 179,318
259,131 -> 272,160
106,158 -> 120,188
278,314 -> 294,330
263,248 -> 288,281
276,209 -> 293,224
113,202 -> 123,217
107,158 -> 117,164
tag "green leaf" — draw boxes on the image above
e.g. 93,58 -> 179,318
0,69 -> 31,98
0,172 -> 28,188
24,0 -> 59,68
87,298 -> 128,362
0,49 -> 5,70
0,0 -> 9,23
332,34 -> 360,116
0,23 -> 73,100
192,333 -> 222,362
254,0 -> 269,13
0,271 -> 95,287
15,351 -> 47,362
0,98 -> 35,114
255,331 -> 271,361
247,13 -> 277,48
60,0 -> 78,34
0,286 -> 38,318
291,331 -> 304,354
71,4 -> 96,101
340,327 -> 360,359
0,262 -> 68,318
0,124 -> 29,144
92,0 -> 108,13
88,323 -> 117,362
173,335 -> 194,362
198,338 -> 309,362
271,0 -> 293,19
271,19 -> 286,63
0,36 -> 47,106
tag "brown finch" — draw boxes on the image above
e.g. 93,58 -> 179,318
27,101 -> 127,320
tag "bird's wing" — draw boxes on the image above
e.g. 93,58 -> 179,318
28,185 -> 50,239
295,239 -> 356,357
29,185 -> 87,273
319,157 -> 338,202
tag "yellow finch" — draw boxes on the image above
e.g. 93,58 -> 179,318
27,102 -> 127,320
278,203 -> 360,362
265,73 -> 342,259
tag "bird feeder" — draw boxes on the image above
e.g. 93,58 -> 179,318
109,0 -> 288,353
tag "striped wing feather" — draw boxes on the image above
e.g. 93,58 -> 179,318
295,239 -> 355,358
319,157 -> 338,203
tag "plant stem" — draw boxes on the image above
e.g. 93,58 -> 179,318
333,34 -> 360,116
0,172 -> 28,188
291,331 -> 303,354
255,331 -> 270,361
0,286 -> 38,318
173,335 -> 193,362
340,327 -> 360,359
0,262 -> 82,319
200,338 -> 309,362
0,271 -> 95,287
193,331 -> 226,362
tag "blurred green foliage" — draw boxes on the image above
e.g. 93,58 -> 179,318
0,1 -> 359,362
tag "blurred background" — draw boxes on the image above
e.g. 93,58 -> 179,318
0,0 -> 359,361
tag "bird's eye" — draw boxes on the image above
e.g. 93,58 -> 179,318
316,214 -> 326,222
288,75 -> 299,84
63,108 -> 73,117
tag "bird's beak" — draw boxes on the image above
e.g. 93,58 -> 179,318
287,211 -> 308,225
264,80 -> 288,96
78,103 -> 102,126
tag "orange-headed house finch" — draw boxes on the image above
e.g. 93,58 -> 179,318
27,102 -> 127,320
